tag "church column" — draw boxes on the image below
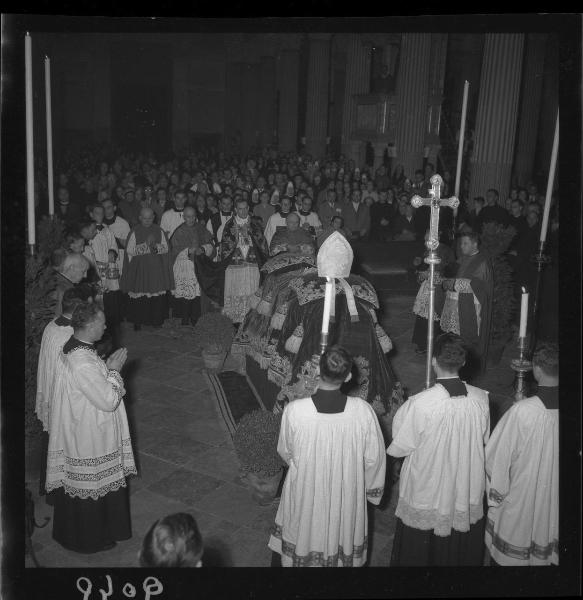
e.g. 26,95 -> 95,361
426,33 -> 448,170
394,33 -> 432,180
469,34 -> 524,204
259,56 -> 276,148
172,55 -> 190,153
513,34 -> 547,188
224,62 -> 244,155
92,37 -> 111,143
304,33 -> 331,160
277,48 -> 300,153
341,34 -> 370,163
240,62 -> 261,154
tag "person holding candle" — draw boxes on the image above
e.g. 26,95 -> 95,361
440,231 -> 494,377
484,342 -> 559,566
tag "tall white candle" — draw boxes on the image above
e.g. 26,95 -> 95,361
519,287 -> 529,339
540,110 -> 559,243
454,80 -> 469,206
321,278 -> 333,335
25,32 -> 36,246
45,56 -> 54,216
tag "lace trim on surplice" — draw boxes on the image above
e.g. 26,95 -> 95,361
395,499 -> 483,537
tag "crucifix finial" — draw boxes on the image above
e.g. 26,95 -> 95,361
411,174 -> 459,251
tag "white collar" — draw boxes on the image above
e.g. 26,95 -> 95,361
235,215 -> 249,225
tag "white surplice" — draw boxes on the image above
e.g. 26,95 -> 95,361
268,396 -> 386,567
387,382 -> 490,536
485,396 -> 559,565
35,319 -> 73,431
46,345 -> 137,499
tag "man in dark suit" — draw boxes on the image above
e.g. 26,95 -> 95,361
476,188 -> 508,231
343,190 -> 371,243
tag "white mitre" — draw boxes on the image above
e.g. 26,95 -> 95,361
317,231 -> 353,278
316,231 -> 358,321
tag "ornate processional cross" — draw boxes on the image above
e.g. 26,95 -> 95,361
410,174 -> 459,252
410,174 -> 459,388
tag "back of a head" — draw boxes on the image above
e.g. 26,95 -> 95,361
61,287 -> 91,315
140,513 -> 203,568
320,345 -> 353,384
533,342 -> 559,378
71,302 -> 101,332
433,333 -> 467,373
52,248 -> 70,272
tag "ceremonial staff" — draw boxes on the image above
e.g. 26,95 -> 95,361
411,174 -> 459,388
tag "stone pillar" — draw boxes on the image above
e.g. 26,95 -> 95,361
240,63 -> 261,154
224,62 -> 244,155
372,142 -> 387,172
304,34 -> 331,160
341,34 -> 370,161
259,56 -> 276,148
394,33 -> 432,180
513,34 -> 547,188
469,34 -> 524,203
173,56 -> 190,153
93,37 -> 111,142
426,33 -> 448,170
277,48 -> 300,153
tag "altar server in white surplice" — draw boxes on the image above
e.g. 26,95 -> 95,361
268,346 -> 386,567
35,288 -> 92,503
47,303 -> 137,554
485,343 -> 559,566
387,333 -> 490,566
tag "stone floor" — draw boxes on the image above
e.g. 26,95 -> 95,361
25,292 -> 519,568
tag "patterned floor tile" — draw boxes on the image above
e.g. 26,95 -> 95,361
140,433 -> 213,466
193,482 -> 269,527
147,467 -> 225,507
186,445 -> 247,487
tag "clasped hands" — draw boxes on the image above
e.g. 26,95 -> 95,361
106,348 -> 128,372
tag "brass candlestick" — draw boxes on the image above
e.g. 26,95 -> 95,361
511,336 -> 532,400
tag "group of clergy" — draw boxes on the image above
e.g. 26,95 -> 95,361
81,185 -> 352,331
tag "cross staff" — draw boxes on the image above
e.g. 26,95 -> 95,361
411,174 -> 459,388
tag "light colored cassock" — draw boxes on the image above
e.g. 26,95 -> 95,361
35,318 -> 72,431
297,211 -> 322,231
87,227 -> 120,291
46,345 -> 136,498
160,208 -> 185,239
387,382 -> 490,536
264,212 -> 289,247
268,396 -> 386,567
485,396 -> 559,565
106,216 -> 130,275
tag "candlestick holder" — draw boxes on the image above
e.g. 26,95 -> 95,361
319,332 -> 329,355
511,336 -> 532,400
